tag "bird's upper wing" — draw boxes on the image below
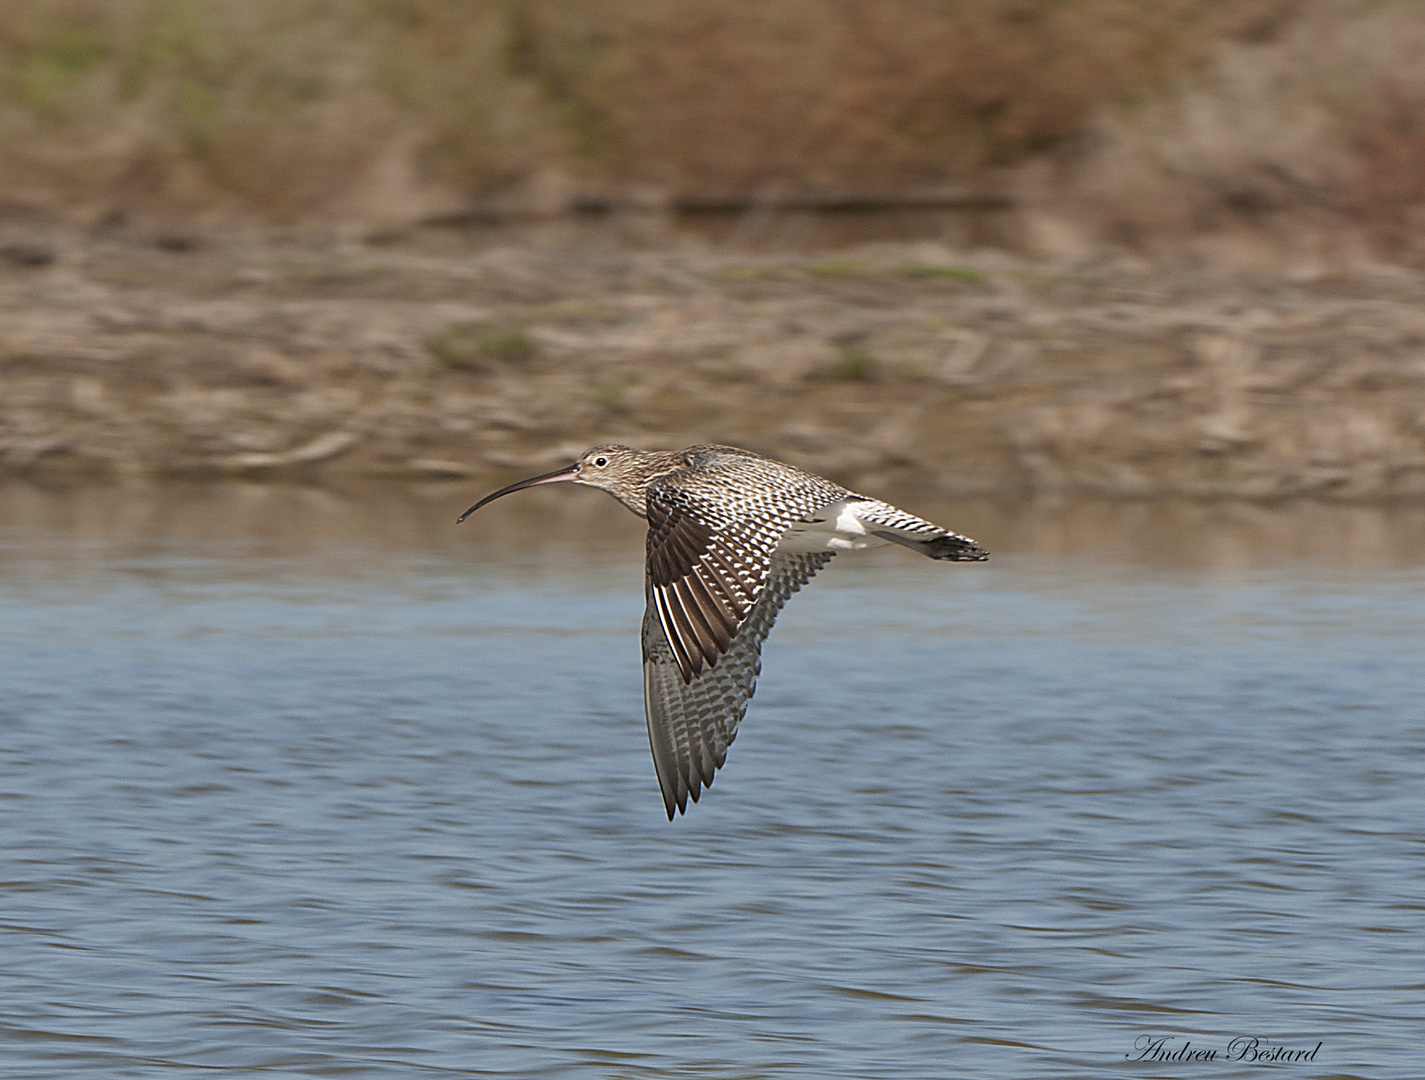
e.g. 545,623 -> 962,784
642,551 -> 834,818
644,454 -> 842,683
644,491 -> 773,683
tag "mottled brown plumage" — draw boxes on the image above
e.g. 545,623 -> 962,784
459,444 -> 988,818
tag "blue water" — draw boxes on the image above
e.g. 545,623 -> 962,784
1,487 -> 1422,1077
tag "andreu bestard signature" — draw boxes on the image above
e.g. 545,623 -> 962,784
1128,1035 -> 1322,1063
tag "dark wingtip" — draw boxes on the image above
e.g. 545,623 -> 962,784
924,534 -> 990,561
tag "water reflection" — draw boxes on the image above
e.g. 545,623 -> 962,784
4,478 -> 1425,571
8,478 -> 1425,569
1,481 -> 1422,1078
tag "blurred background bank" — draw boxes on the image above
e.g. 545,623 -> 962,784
2,0 -> 1425,497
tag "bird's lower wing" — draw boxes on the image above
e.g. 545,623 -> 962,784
641,551 -> 834,818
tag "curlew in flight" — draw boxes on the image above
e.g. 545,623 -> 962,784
459,444 -> 988,818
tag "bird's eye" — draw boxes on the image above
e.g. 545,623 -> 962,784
594,456 -> 608,467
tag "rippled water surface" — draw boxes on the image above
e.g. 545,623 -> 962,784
3,485 -> 1423,1078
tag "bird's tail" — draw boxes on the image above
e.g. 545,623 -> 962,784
871,529 -> 989,561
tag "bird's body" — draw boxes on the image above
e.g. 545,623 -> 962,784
459,444 -> 987,818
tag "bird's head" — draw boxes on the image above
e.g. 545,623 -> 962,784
457,444 -> 676,521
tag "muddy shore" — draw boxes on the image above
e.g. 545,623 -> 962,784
4,223 -> 1425,501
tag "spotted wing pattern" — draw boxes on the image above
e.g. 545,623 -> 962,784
644,447 -> 846,683
644,498 -> 750,682
642,551 -> 834,818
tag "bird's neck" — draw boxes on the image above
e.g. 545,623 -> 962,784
608,487 -> 649,518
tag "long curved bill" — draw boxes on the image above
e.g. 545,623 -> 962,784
456,463 -> 579,523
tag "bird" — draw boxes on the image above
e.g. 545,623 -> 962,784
458,444 -> 988,819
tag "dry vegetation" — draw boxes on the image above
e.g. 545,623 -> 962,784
0,1 -> 1291,231
5,1 -> 1425,260
1055,0 -> 1425,265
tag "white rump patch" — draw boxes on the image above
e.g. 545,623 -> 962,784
776,499 -> 891,553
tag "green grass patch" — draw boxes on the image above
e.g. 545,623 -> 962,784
830,345 -> 876,380
534,299 -> 624,323
715,265 -> 795,282
900,264 -> 986,284
595,381 -> 625,413
11,18 -> 109,112
478,330 -> 538,362
808,258 -> 868,277
428,325 -> 537,370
